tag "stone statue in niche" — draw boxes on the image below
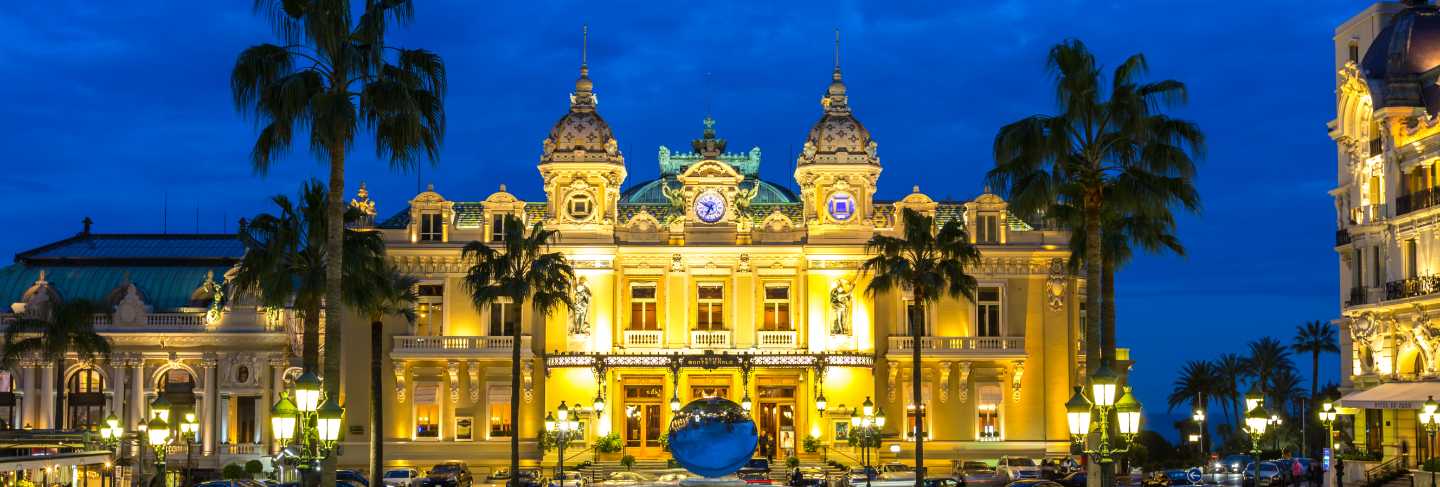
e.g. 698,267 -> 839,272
570,277 -> 591,335
829,278 -> 854,335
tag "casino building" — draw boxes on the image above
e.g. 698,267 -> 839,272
0,53 -> 1086,475
1333,0 -> 1440,466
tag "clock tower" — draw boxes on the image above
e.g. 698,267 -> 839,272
670,117 -> 749,244
537,51 -> 626,244
794,58 -> 881,244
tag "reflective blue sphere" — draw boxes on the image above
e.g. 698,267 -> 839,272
667,397 -> 758,478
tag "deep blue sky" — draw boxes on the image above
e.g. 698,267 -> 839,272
0,1 -> 1370,439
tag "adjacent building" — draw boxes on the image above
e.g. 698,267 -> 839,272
0,53 -> 1086,476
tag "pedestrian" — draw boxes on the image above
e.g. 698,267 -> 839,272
1336,457 -> 1345,487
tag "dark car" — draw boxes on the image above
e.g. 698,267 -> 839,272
739,459 -> 772,484
1002,480 -> 1062,487
425,462 -> 473,487
923,477 -> 964,487
1222,455 -> 1255,474
789,467 -> 825,487
1056,472 -> 1085,487
339,471 -> 371,487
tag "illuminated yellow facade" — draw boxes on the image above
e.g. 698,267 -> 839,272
332,58 -> 1087,470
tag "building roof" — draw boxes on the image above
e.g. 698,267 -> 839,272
619,178 -> 799,205
1361,0 -> 1440,111
15,233 -> 244,266
0,265 -> 223,312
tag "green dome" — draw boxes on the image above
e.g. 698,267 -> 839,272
620,177 -> 798,205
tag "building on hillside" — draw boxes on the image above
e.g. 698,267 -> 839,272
1333,0 -> 1440,466
0,53 -> 1088,475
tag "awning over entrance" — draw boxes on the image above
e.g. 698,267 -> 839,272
1339,382 -> 1440,409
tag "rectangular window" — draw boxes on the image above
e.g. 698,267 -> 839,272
416,284 -> 444,336
414,383 -> 440,439
419,213 -> 444,242
1354,249 -> 1364,290
696,283 -> 725,330
976,287 -> 1001,337
1349,43 -> 1360,64
1373,245 -> 1384,288
489,215 -> 508,243
975,214 -> 1000,243
236,396 -> 257,443
1408,240 -> 1419,279
977,385 -> 1003,441
902,382 -> 933,440
761,284 -> 791,331
901,300 -> 925,336
488,385 -> 513,439
489,299 -> 521,337
629,283 -> 658,330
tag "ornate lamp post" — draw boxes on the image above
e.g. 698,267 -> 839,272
1245,402 -> 1271,487
146,414 -> 171,487
545,401 -> 583,481
1268,414 -> 1284,452
849,397 -> 884,487
98,414 -> 124,487
1319,398 -> 1339,487
1064,363 -> 1142,485
1193,402 -> 1207,468
181,412 -> 199,487
1420,397 -> 1439,487
270,371 -> 345,485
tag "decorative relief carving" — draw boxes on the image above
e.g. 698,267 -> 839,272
1011,361 -> 1025,402
447,361 -> 460,403
671,254 -> 684,272
468,361 -> 481,403
394,362 -> 408,403
887,361 -> 898,402
1046,258 -> 1067,311
956,362 -> 971,403
522,360 -> 535,403
938,361 -> 952,403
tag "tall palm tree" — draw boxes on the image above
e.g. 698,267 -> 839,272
1168,360 -> 1218,454
231,2 -> 448,439
1247,337 -> 1295,406
463,215 -> 574,487
1215,353 -> 1250,434
344,264 -> 417,487
989,39 -> 1203,369
0,299 -> 111,429
1293,320 -> 1338,456
860,208 -> 982,487
231,179 -> 386,374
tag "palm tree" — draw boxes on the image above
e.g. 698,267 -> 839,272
989,39 -> 1203,368
1247,337 -> 1295,405
231,2 -> 448,428
1167,360 -> 1218,454
1215,353 -> 1250,434
0,299 -> 111,429
231,179 -> 386,374
1292,320 -> 1339,455
860,208 -> 982,487
344,264 -> 417,487
463,215 -> 574,487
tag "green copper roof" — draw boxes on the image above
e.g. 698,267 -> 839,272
0,264 -> 225,312
16,234 -> 244,264
619,177 -> 799,205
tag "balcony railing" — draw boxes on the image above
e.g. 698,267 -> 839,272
220,443 -> 263,455
1385,276 -> 1440,301
691,330 -> 732,349
1370,137 -> 1384,156
756,330 -> 798,349
1336,229 -> 1351,246
391,335 -> 529,358
1397,189 -> 1440,216
622,330 -> 663,348
888,336 -> 1026,356
1351,204 -> 1387,225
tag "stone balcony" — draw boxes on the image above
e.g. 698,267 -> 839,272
391,335 -> 531,359
756,330 -> 798,349
886,336 -> 1026,359
621,329 -> 663,348
690,330 -> 732,349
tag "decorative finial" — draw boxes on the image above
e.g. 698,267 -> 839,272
834,28 -> 841,71
583,25 -> 589,67
426,183 -> 435,192
912,185 -> 920,193
983,184 -> 993,194
82,216 -> 93,235
356,181 -> 369,199
499,183 -> 508,192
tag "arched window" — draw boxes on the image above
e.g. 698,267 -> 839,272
158,369 -> 197,428
66,368 -> 106,429
0,371 -> 16,430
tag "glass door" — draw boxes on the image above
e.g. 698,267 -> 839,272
624,384 -> 665,455
757,386 -> 797,460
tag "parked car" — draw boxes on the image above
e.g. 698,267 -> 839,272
1141,469 -> 1199,487
997,457 -> 1041,482
196,481 -> 267,487
788,467 -> 826,487
339,470 -> 372,487
1221,455 -> 1254,474
878,463 -> 915,480
384,469 -> 424,487
549,471 -> 585,487
955,461 -> 1001,487
848,466 -> 879,487
1001,480 -> 1062,487
922,477 -> 964,487
426,462 -> 474,487
738,470 -> 773,485
595,471 -> 654,487
1055,472 -> 1085,487
1243,462 -> 1283,487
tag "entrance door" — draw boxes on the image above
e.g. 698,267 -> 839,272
756,386 -> 797,460
623,384 -> 665,455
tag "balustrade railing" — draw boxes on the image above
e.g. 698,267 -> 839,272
1384,276 -> 1440,301
1336,229 -> 1351,246
1397,188 -> 1440,215
391,335 -> 527,355
1346,287 -> 1368,307
690,330 -> 732,349
221,443 -> 263,455
888,336 -> 1025,354
756,330 -> 798,349
622,330 -> 663,348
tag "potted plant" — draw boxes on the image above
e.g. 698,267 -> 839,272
594,433 -> 623,461
620,454 -> 636,471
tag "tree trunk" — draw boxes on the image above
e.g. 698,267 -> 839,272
320,142 -> 346,487
1101,262 -> 1116,365
303,307 -> 320,375
370,318 -> 384,487
1309,349 -> 1319,457
54,357 -> 65,429
911,303 -> 925,487
1083,189 -> 1105,487
510,306 -> 522,487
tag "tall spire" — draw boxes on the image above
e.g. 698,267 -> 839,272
823,28 -> 848,112
582,24 -> 589,68
572,24 -> 595,108
834,28 -> 841,75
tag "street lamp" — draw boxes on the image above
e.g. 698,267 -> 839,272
271,392 -> 298,445
545,401 -> 583,480
181,412 -> 199,487
270,371 -> 344,480
1268,414 -> 1283,452
849,398 -> 884,487
1065,364 -> 1141,469
670,392 -> 682,413
816,393 -> 827,415
99,413 -> 124,487
294,371 -> 322,413
146,414 -> 171,487
1246,401 -> 1271,487
150,395 -> 172,423
741,393 -> 753,413
1421,396 -> 1439,487
1319,400 -> 1338,452
593,393 -> 605,414
1193,402 -> 1208,466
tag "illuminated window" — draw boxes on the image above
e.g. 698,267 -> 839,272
416,284 -> 443,336
1407,240 -> 1419,279
414,383 -> 440,439
1348,42 -> 1359,64
567,194 -> 594,221
902,382 -> 933,441
696,283 -> 725,330
976,287 -> 1001,337
489,299 -> 520,336
975,214 -> 1000,243
977,385 -> 1003,441
902,299 -> 925,336
761,284 -> 791,331
419,213 -> 444,242
66,368 -> 106,429
629,283 -> 658,330
490,215 -> 510,243
488,385 -> 513,439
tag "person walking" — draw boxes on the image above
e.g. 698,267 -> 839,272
1335,457 -> 1345,487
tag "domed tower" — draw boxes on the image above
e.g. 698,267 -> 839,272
538,31 -> 627,243
793,41 -> 882,243
1360,0 -> 1440,113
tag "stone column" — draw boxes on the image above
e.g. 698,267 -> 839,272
218,393 -> 230,445
201,353 -> 218,455
109,358 -> 126,420
265,355 -> 288,454
18,360 -> 35,429
39,362 -> 54,429
130,359 -> 145,430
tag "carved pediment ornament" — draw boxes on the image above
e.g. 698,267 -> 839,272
956,362 -> 972,403
394,362 -> 408,403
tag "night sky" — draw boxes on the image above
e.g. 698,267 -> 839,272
0,1 -> 1370,440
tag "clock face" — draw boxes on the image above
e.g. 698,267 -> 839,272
694,191 -> 727,223
827,192 -> 856,221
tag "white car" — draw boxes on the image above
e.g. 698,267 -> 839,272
549,472 -> 586,487
384,469 -> 423,487
996,456 -> 1041,482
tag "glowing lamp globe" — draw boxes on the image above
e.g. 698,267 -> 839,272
294,371 -> 322,413
1114,387 -> 1142,435
147,415 -> 170,446
1064,387 -> 1092,437
270,393 -> 298,443
316,398 -> 344,443
666,397 -> 758,478
1246,406 -> 1270,435
1090,364 -> 1118,408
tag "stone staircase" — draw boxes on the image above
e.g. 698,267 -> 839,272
1375,473 -> 1414,487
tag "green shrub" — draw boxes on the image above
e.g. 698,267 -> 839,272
802,436 -> 820,453
222,463 -> 247,480
245,460 -> 265,477
786,457 -> 801,469
620,455 -> 636,470
594,433 -> 623,454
